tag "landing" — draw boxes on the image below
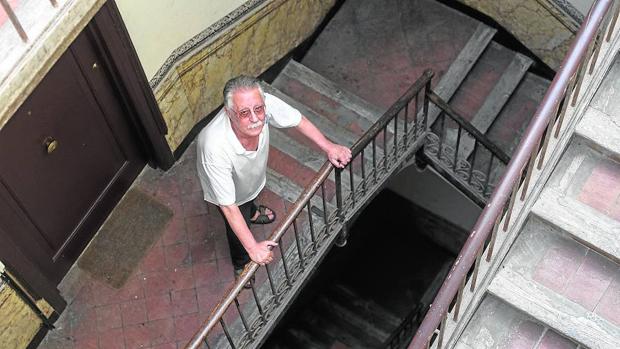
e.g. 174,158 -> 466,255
301,0 -> 480,109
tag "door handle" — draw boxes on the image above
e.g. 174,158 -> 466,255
43,137 -> 58,154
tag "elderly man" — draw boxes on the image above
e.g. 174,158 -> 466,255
197,75 -> 351,280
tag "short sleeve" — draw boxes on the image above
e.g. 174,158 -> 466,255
201,151 -> 236,206
265,93 -> 302,128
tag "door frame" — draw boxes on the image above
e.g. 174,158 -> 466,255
0,0 -> 173,313
89,1 -> 174,170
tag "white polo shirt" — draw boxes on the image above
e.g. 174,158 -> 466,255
196,93 -> 302,206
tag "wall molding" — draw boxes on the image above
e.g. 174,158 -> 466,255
148,0 -> 267,89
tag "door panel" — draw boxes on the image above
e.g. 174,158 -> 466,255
0,28 -> 146,282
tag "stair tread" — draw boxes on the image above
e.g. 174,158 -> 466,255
489,268 -> 620,349
263,83 -> 360,148
457,45 -> 533,158
280,59 -> 385,124
328,283 -> 402,329
486,72 -> 549,156
576,106 -> 620,160
301,308 -> 375,349
428,22 -> 497,125
471,49 -> 532,133
489,217 -> 620,349
533,187 -> 620,262
283,326 -> 329,349
315,294 -> 391,344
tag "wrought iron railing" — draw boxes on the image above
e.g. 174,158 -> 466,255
420,91 -> 511,207
185,70 -> 434,349
408,1 -> 619,348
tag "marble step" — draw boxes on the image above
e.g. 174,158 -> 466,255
263,82 -> 361,148
456,294 -> 580,349
575,106 -> 620,160
315,294 -> 389,347
278,59 -> 384,125
533,188 -> 620,263
300,307 -> 372,348
488,216 -> 620,349
579,53 -> 620,160
270,127 -> 362,194
282,326 -> 329,349
264,82 -> 383,178
428,22 -> 497,125
328,283 -> 401,329
537,137 -> 620,262
449,42 -> 533,158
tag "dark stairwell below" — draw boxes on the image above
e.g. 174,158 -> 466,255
262,189 -> 457,349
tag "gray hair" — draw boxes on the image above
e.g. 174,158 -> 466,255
223,75 -> 265,109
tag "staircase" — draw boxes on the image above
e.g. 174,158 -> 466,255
268,283 -> 401,349
187,1 -> 558,347
455,55 -> 620,349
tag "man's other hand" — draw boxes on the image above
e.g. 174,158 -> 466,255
327,143 -> 352,168
248,240 -> 278,265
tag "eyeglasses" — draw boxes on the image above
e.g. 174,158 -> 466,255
232,105 -> 266,120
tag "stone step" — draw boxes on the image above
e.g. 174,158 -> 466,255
488,215 -> 620,349
300,307 -> 372,348
315,294 -> 389,347
456,294 -> 580,349
270,127 -> 362,195
263,83 -> 360,148
264,82 -> 383,176
486,72 -> 549,156
576,106 -> 620,161
448,41 -> 533,158
327,283 -> 401,330
580,53 -> 620,160
277,59 -> 383,127
428,22 -> 497,125
533,188 -> 620,263
538,137 -> 620,262
449,41 -> 526,123
282,326 -> 329,349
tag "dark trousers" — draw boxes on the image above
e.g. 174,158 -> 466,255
219,200 -> 257,271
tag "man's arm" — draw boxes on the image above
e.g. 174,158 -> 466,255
219,204 -> 277,265
295,116 -> 352,168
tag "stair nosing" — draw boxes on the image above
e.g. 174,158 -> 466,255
434,22 -> 497,100
532,187 -> 620,263
488,267 -> 620,349
470,48 -> 533,133
575,106 -> 620,161
263,83 -> 360,148
283,59 -> 386,123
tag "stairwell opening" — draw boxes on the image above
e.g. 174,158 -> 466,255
262,188 -> 459,348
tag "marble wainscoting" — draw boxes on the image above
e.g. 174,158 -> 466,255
153,0 -> 336,151
458,0 -> 578,70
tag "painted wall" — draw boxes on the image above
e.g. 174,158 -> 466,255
115,0 -> 246,80
154,0 -> 336,150
387,165 -> 482,233
458,0 -> 576,70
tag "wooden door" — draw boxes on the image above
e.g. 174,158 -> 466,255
0,28 -> 147,283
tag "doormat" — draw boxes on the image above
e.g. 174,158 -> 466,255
78,188 -> 173,288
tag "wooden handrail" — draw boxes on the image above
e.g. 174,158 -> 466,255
408,0 -> 616,348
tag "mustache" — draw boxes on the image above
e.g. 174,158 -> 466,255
248,121 -> 263,129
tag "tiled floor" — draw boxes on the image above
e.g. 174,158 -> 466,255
533,239 -> 620,326
38,144 -> 273,349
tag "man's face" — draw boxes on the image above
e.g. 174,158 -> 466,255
226,88 -> 266,140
